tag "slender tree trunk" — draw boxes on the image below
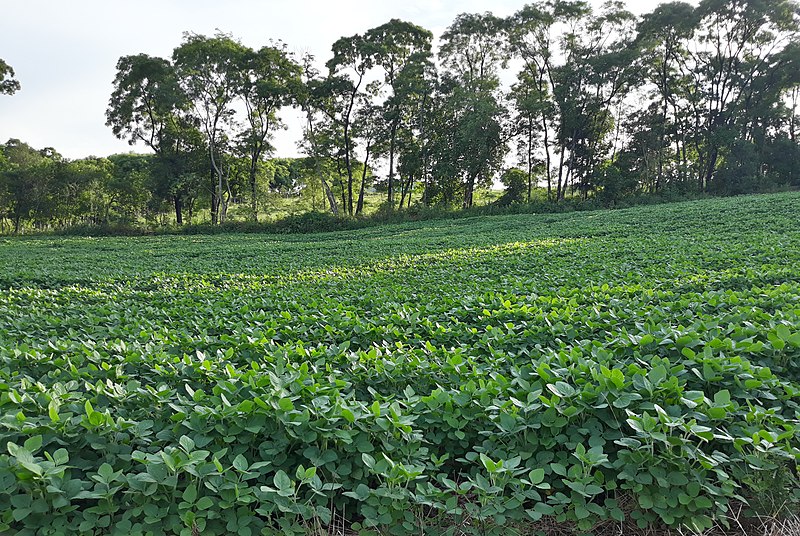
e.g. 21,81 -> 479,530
527,117 -> 533,203
321,172 -> 338,216
249,150 -> 260,222
557,144 -> 566,201
463,172 -> 477,209
542,113 -> 552,201
210,166 -> 218,225
790,88 -> 797,143
342,84 -> 360,216
335,156 -> 347,212
174,196 -> 183,225
356,140 -> 372,215
704,147 -> 718,192
387,120 -> 398,209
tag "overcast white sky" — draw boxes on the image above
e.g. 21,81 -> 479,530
0,0 -> 668,160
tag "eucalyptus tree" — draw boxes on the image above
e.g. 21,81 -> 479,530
297,53 -> 339,215
236,42 -> 302,221
364,19 -> 433,208
633,2 -> 696,190
173,32 -> 247,224
323,34 -> 377,215
350,102 -> 380,215
438,12 -> 510,207
0,58 -> 20,95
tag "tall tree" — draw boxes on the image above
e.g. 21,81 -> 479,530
364,20 -> 433,209
106,54 -> 203,224
173,32 -> 247,224
682,0 -> 800,191
325,33 -> 375,215
297,54 -> 340,215
634,2 -> 696,191
438,12 -> 510,207
237,42 -> 302,221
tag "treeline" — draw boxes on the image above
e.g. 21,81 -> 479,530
0,141 -> 360,233
2,0 -> 800,232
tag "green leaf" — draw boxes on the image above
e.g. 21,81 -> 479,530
233,454 -> 248,472
182,483 -> 198,503
273,470 -> 293,492
23,435 -> 42,453
179,435 -> 195,452
528,468 -> 545,485
550,462 -> 567,476
547,381 -> 576,398
278,398 -> 294,412
196,497 -> 214,510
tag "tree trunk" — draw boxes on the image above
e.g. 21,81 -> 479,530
210,166 -> 218,225
556,144 -> 566,201
174,195 -> 183,225
249,155 -> 259,222
527,117 -> 533,203
335,156 -> 347,212
320,169 -> 338,216
400,173 -> 412,208
356,139 -> 372,215
387,120 -> 398,209
704,147 -> 718,192
463,172 -> 477,209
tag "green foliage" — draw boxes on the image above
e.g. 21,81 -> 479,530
495,168 -> 528,206
1,192 -> 799,534
0,58 -> 20,95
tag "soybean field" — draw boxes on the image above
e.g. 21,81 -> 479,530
1,193 -> 799,535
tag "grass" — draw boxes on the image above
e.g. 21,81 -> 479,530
0,192 -> 799,535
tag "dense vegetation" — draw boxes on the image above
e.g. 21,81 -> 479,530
1,192 -> 799,535
2,0 -> 800,233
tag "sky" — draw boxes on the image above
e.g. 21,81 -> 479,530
0,0 -> 668,161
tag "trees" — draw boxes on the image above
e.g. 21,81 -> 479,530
323,33 -> 375,216
0,140 -> 59,232
106,54 -> 204,224
173,33 -> 248,224
633,2 -> 696,191
237,43 -> 302,221
297,57 -> 340,216
364,20 -> 433,209
4,2 -> 799,234
437,12 -> 509,208
679,0 -> 800,191
0,58 -> 20,95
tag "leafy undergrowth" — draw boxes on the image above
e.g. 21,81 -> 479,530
0,192 -> 799,535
